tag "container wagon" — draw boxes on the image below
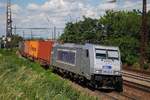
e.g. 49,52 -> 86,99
20,40 -> 54,65
37,40 -> 54,65
19,41 -> 123,92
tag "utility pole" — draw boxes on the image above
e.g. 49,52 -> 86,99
23,30 -> 25,39
54,26 -> 56,40
31,30 -> 33,39
6,0 -> 12,37
140,0 -> 148,69
14,25 -> 16,35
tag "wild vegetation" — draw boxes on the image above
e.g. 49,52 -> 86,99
0,35 -> 23,48
60,10 -> 150,70
0,49 -> 97,100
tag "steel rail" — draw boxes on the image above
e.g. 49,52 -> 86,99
123,80 -> 150,92
122,72 -> 150,82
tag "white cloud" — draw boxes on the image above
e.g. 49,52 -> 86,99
0,2 -> 5,8
98,2 -> 117,10
27,3 -> 39,11
0,0 -> 150,37
0,14 -> 6,36
118,1 -> 145,11
12,4 -> 21,13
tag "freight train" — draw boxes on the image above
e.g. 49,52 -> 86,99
19,40 -> 123,92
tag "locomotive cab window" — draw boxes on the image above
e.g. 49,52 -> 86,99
108,50 -> 119,60
95,49 -> 107,59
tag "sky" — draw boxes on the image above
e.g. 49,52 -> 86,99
0,0 -> 150,39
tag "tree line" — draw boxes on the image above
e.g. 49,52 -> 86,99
59,10 -> 150,69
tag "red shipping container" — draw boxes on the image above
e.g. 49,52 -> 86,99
37,40 -> 54,65
22,40 -> 54,65
24,41 -> 30,55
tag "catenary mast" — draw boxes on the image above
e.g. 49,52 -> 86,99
6,0 -> 12,37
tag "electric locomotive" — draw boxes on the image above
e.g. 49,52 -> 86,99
51,43 -> 123,92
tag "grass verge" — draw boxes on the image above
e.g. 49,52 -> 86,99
0,49 -> 98,100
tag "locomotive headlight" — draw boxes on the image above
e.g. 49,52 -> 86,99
114,71 -> 120,75
96,70 -> 102,74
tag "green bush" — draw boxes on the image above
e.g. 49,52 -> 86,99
125,55 -> 139,65
133,62 -> 140,70
144,63 -> 149,70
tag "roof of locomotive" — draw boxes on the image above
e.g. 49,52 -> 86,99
86,43 -> 119,50
54,43 -> 84,49
54,43 -> 119,50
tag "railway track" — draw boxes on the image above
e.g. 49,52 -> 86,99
55,69 -> 150,99
96,70 -> 150,99
122,71 -> 150,82
123,67 -> 150,75
96,76 -> 150,100
122,71 -> 150,92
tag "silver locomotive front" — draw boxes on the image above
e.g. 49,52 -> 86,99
85,44 -> 123,92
